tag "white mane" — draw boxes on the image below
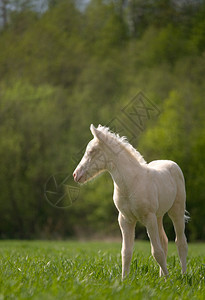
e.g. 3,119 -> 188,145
97,125 -> 147,165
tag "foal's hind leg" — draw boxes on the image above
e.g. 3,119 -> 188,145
145,213 -> 169,277
157,216 -> 168,277
168,210 -> 188,274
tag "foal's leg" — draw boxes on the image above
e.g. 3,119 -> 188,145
145,213 -> 169,277
157,216 -> 168,277
168,211 -> 188,274
118,213 -> 136,280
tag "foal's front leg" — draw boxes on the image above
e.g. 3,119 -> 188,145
118,213 -> 136,280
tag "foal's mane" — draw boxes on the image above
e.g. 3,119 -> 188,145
97,125 -> 147,165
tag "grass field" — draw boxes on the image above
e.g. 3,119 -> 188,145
0,240 -> 204,299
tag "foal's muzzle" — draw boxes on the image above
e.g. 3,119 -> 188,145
73,167 -> 85,183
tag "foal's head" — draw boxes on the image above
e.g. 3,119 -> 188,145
73,124 -> 109,184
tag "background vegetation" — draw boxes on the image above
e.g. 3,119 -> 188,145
0,0 -> 205,240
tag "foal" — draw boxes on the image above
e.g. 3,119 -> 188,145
73,124 -> 188,279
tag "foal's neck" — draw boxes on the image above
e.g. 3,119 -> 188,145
107,148 -> 144,192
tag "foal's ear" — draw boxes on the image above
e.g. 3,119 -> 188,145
90,124 -> 98,137
90,124 -> 104,142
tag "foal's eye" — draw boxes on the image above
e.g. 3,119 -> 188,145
89,148 -> 97,156
89,149 -> 95,155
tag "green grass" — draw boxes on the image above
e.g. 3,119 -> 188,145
0,241 -> 204,299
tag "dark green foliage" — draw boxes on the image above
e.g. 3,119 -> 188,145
0,0 -> 204,240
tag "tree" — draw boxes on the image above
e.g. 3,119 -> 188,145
0,0 -> 8,27
0,81 -> 70,238
139,89 -> 205,240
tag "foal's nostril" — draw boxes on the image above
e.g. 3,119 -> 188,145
73,171 -> 76,179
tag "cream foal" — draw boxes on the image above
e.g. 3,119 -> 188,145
73,124 -> 188,280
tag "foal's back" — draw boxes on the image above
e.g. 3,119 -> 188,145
148,160 -> 184,181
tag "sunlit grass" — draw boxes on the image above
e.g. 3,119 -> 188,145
0,240 -> 204,299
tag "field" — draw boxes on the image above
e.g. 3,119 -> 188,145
0,241 -> 204,299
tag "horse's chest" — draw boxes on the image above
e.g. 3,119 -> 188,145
113,190 -> 137,222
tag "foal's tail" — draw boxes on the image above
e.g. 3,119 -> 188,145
184,210 -> 190,223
